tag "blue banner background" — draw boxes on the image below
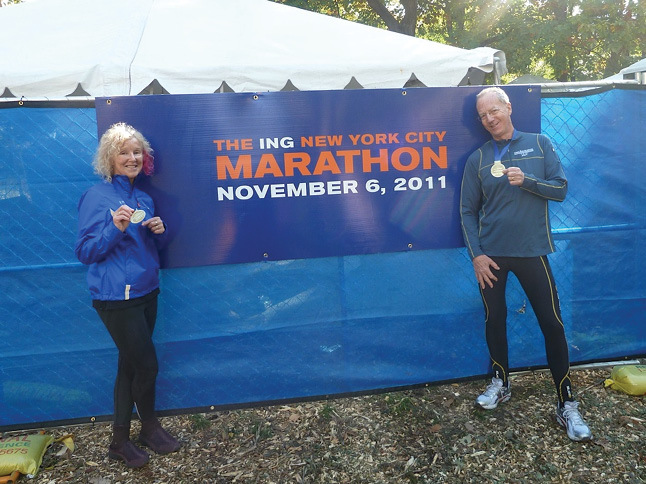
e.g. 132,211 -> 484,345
0,87 -> 644,430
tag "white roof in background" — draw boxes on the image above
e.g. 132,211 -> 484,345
603,58 -> 646,81
0,0 -> 505,98
619,58 -> 646,76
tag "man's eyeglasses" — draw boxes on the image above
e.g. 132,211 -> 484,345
477,107 -> 502,121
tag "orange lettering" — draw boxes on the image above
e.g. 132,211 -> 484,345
254,154 -> 284,178
391,147 -> 420,171
217,154 -> 252,180
284,152 -> 312,176
422,146 -> 448,169
313,151 -> 342,175
361,149 -> 389,172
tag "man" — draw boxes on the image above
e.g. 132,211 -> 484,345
459,87 -> 592,442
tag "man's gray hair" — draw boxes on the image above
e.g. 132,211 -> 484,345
476,87 -> 510,104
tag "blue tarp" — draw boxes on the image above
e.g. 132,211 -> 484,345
0,87 -> 644,430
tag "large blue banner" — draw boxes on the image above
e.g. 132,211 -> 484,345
96,87 -> 540,267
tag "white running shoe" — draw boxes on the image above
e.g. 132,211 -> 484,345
475,377 -> 511,410
556,401 -> 593,442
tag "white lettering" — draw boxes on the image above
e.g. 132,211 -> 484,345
259,137 -> 295,150
513,148 -> 534,157
217,180 -> 359,201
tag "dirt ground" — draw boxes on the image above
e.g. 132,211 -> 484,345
6,364 -> 646,483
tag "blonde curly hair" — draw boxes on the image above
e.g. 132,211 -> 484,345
93,122 -> 154,182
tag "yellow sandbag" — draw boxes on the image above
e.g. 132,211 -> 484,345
604,364 -> 646,396
0,433 -> 53,478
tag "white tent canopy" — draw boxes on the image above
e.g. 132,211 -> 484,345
602,58 -> 646,83
619,58 -> 646,75
0,0 -> 506,99
618,58 -> 646,80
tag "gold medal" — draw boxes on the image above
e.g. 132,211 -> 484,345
130,209 -> 146,223
490,160 -> 504,178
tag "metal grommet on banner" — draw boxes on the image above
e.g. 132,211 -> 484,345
253,94 -> 259,100
106,99 -> 112,105
407,243 -> 413,249
263,252 -> 269,259
402,90 -> 407,96
19,96 -> 24,106
90,416 -> 96,422
527,88 -> 533,93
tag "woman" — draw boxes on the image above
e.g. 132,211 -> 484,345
75,122 -> 180,468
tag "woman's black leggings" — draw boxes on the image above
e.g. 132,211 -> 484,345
480,255 -> 574,406
95,296 -> 159,426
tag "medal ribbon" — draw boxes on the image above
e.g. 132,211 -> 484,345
493,140 -> 511,162
493,130 -> 515,161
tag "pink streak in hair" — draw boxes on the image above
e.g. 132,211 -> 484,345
143,151 -> 155,176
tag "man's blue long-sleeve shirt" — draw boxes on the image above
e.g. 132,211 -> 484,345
460,130 -> 567,260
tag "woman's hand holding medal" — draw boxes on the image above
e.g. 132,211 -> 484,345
112,204 -> 135,232
111,205 -> 163,234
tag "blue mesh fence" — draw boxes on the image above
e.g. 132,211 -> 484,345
0,87 -> 644,431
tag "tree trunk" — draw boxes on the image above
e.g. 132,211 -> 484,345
365,0 -> 418,36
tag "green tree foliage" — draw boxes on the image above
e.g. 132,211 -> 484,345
272,0 -> 645,81
574,0 -> 645,78
273,0 -> 383,26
